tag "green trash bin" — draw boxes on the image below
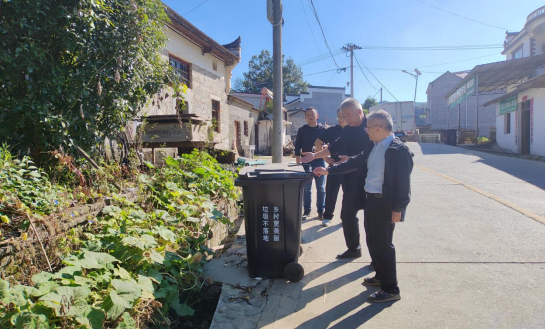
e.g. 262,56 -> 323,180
235,164 -> 312,282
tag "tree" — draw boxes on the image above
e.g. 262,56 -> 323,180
0,0 -> 176,160
235,50 -> 308,95
362,97 -> 378,111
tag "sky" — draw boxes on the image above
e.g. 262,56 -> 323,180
163,0 -> 544,103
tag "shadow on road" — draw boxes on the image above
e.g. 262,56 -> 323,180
417,143 -> 545,191
296,286 -> 396,329
301,222 -> 341,244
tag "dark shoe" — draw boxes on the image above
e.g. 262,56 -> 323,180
302,212 -> 310,220
369,263 -> 374,271
317,213 -> 324,220
362,276 -> 381,286
336,249 -> 362,259
369,289 -> 401,303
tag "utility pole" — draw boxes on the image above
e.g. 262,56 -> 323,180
342,43 -> 362,98
380,88 -> 383,105
271,0 -> 283,163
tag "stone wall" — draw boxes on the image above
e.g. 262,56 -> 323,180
228,99 -> 259,156
0,193 -> 238,279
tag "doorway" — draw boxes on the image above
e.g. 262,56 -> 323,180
234,121 -> 242,155
521,100 -> 531,155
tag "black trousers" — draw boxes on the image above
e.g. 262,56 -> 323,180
340,177 -> 361,251
323,173 -> 343,220
364,198 -> 399,294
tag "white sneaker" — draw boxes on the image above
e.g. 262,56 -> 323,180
322,219 -> 331,227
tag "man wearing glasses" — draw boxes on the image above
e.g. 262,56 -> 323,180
314,110 -> 414,303
300,98 -> 373,259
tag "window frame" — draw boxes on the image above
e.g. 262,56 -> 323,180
169,54 -> 192,88
512,45 -> 523,59
244,121 -> 249,137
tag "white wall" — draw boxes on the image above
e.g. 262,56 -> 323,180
165,29 -> 227,79
496,108 -> 517,153
496,88 -> 545,156
519,88 -> 545,156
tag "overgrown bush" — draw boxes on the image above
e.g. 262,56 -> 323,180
0,0 -> 177,159
0,145 -> 69,240
0,149 -> 239,329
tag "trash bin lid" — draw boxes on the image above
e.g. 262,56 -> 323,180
237,164 -> 313,180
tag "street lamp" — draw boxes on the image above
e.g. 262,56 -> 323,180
402,69 -> 421,135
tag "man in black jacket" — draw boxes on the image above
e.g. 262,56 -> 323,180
314,109 -> 347,227
294,107 -> 327,219
300,99 -> 374,259
314,109 -> 413,303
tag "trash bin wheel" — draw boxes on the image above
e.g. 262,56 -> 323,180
284,262 -> 304,282
299,246 -> 303,256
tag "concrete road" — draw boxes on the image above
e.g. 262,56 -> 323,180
256,142 -> 545,329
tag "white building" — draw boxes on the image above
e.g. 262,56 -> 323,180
231,88 -> 291,155
284,85 -> 348,136
131,6 -> 260,162
488,5 -> 545,155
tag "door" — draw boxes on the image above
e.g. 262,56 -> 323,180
521,100 -> 531,155
234,121 -> 242,155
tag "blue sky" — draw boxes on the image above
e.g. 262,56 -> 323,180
163,0 -> 543,103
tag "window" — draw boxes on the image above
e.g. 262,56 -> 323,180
512,46 -> 523,59
244,121 -> 249,136
521,100 -> 531,111
212,100 -> 221,133
169,55 -> 191,87
213,59 -> 218,71
504,113 -> 511,134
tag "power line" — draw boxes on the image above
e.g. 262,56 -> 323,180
299,0 -> 327,66
297,45 -> 501,66
416,52 -> 500,68
359,44 -> 503,50
354,53 -> 399,102
183,0 -> 212,16
307,0 -> 340,68
414,0 -> 508,31
297,49 -> 344,66
353,54 -> 377,90
304,67 -> 348,76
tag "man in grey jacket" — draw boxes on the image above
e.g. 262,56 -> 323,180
314,110 -> 414,303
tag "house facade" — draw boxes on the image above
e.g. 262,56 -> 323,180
284,85 -> 348,136
133,6 -> 246,162
486,5 -> 545,156
231,88 -> 291,155
426,71 -> 497,137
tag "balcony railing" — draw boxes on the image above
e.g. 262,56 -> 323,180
527,6 -> 545,22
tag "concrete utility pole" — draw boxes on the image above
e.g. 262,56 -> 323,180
342,43 -> 362,98
380,87 -> 383,104
271,0 -> 283,163
402,68 -> 421,136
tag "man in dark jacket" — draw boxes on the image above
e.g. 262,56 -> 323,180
314,109 -> 347,227
294,107 -> 327,219
314,109 -> 414,303
300,99 -> 374,259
